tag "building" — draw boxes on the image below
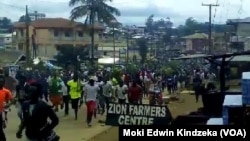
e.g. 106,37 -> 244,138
182,33 -> 209,54
125,25 -> 146,35
227,17 -> 250,52
0,33 -> 13,49
13,18 -> 104,58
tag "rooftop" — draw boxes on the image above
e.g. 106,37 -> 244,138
13,18 -> 104,30
227,17 -> 250,24
182,33 -> 208,39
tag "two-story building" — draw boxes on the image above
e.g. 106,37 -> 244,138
13,18 -> 104,58
227,17 -> 250,52
0,33 -> 13,49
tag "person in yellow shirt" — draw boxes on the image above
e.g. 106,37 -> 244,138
67,73 -> 82,120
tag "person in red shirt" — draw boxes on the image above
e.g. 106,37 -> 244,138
128,80 -> 142,104
0,76 -> 13,141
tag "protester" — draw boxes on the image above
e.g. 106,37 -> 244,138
39,72 -> 49,101
84,78 -> 99,127
128,80 -> 142,104
193,74 -> 203,103
48,72 -> 63,112
4,72 -> 18,97
60,79 -> 68,116
116,81 -> 128,104
67,73 -> 82,120
0,76 -> 13,141
101,79 -> 112,110
16,82 -> 59,141
16,73 -> 29,122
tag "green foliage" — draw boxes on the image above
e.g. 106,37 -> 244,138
54,44 -> 89,67
145,16 -> 231,44
0,17 -> 12,33
69,0 -> 120,26
111,67 -> 122,82
160,60 -> 180,76
162,67 -> 174,76
18,15 -> 31,22
126,64 -> 138,74
167,60 -> 180,71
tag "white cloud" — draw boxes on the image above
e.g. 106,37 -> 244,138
0,0 -> 249,26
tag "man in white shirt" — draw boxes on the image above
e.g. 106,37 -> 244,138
101,79 -> 112,109
60,80 -> 69,116
84,79 -> 99,127
116,82 -> 128,104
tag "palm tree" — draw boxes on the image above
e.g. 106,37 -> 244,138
69,0 -> 121,63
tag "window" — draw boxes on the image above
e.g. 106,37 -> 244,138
78,31 -> 83,37
18,43 -> 24,51
65,31 -> 71,37
54,30 -> 59,37
20,29 -> 24,36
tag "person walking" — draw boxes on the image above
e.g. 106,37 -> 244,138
67,73 -> 82,120
101,79 -> 112,110
0,76 -> 13,141
48,72 -> 63,112
128,80 -> 142,104
84,78 -> 99,127
116,81 -> 128,104
16,82 -> 59,141
60,80 -> 68,116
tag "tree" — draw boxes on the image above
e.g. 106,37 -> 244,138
54,44 -> 89,67
145,14 -> 154,33
69,0 -> 120,63
176,17 -> 229,37
18,15 -> 31,22
137,38 -> 148,64
0,17 -> 12,33
0,17 -> 11,28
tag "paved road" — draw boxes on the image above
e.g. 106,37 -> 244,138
5,104 -> 106,141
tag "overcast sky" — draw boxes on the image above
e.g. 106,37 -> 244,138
0,0 -> 248,26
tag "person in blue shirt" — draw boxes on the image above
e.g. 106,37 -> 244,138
167,76 -> 173,95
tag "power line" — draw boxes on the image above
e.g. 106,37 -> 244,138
225,1 -> 231,21
0,2 -> 25,10
0,2 -> 45,14
237,0 -> 244,19
212,0 -> 220,24
218,0 -> 226,24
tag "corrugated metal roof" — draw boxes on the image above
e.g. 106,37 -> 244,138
182,33 -> 208,39
229,55 -> 250,62
98,47 -> 127,51
227,17 -> 250,24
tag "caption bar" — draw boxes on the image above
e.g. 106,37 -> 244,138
119,126 -> 249,140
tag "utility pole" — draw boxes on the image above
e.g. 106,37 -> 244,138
29,11 -> 46,21
25,5 -> 30,66
34,11 -> 38,20
202,3 -> 219,54
126,33 -> 129,66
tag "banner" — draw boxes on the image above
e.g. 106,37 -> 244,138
119,126 -> 250,140
106,103 -> 172,126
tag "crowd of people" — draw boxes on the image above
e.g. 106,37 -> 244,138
0,65 -> 217,141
